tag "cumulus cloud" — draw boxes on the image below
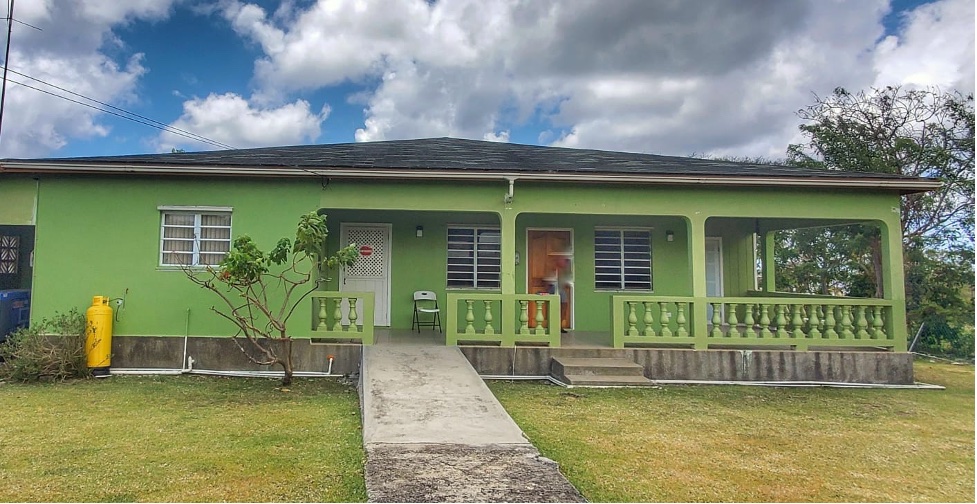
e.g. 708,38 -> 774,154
158,93 -> 328,151
223,0 -> 971,159
7,0 -> 975,159
873,0 -> 975,91
0,0 -> 179,157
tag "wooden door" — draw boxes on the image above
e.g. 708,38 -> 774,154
527,230 -> 572,329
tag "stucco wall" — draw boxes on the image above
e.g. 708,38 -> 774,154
25,174 -> 904,337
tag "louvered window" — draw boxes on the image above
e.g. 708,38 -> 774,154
594,228 -> 652,290
447,227 -> 501,289
159,207 -> 232,267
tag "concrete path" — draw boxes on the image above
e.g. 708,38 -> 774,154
360,345 -> 584,503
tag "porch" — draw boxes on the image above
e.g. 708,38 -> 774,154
299,291 -> 901,351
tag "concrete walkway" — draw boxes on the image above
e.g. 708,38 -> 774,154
360,345 -> 584,502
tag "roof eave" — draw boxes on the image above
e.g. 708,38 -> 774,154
0,161 -> 942,195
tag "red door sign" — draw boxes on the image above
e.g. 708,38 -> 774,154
359,245 -> 373,257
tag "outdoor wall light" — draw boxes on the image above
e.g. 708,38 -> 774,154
416,225 -> 424,237
666,230 -> 674,242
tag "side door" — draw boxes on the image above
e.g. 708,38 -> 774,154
339,223 -> 391,326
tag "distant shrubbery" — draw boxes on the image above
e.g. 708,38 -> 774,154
0,310 -> 89,383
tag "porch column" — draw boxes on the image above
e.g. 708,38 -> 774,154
689,215 -> 709,349
761,231 -> 776,292
880,218 -> 908,351
499,209 -> 518,345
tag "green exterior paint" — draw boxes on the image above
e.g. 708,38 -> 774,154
444,292 -> 561,346
17,173 -> 911,346
762,231 -> 776,292
0,176 -> 37,225
308,291 -> 375,344
30,176 -> 322,337
611,294 -> 897,350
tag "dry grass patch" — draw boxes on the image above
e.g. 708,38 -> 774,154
0,375 -> 366,502
490,361 -> 974,502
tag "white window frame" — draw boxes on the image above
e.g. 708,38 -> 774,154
446,225 -> 501,290
158,206 -> 233,267
594,227 -> 653,291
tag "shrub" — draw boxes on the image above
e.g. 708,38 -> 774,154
0,309 -> 89,383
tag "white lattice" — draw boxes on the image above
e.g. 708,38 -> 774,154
345,227 -> 386,278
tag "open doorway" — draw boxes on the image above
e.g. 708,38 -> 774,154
527,229 -> 572,330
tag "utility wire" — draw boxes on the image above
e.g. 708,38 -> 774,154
8,78 -> 236,150
2,65 -> 236,149
0,16 -> 40,31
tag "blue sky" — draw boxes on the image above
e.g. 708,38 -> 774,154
2,0 -> 973,159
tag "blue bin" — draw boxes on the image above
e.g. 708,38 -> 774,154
0,289 -> 30,342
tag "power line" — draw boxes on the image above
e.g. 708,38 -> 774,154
0,16 -> 40,31
8,78 -> 237,150
2,65 -> 236,149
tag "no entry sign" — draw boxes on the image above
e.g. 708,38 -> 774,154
359,245 -> 373,257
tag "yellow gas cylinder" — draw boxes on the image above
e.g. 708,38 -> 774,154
85,296 -> 113,377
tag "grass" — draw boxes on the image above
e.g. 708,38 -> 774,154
490,361 -> 975,502
0,375 -> 366,502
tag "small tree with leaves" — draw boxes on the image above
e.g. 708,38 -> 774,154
184,212 -> 357,385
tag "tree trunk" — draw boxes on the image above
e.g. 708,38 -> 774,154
280,338 -> 293,386
869,236 -> 884,298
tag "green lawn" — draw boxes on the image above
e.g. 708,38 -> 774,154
0,375 -> 366,502
490,361 -> 975,502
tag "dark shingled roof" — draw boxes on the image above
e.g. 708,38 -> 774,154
5,137 -> 936,186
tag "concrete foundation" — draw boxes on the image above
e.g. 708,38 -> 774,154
110,336 -> 362,375
459,346 -> 915,385
110,336 -> 915,385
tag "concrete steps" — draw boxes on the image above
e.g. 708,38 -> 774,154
550,357 -> 653,386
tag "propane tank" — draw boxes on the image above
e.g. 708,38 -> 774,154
85,296 -> 113,377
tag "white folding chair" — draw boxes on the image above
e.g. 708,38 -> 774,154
411,290 -> 442,333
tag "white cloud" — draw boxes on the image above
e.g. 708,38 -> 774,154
158,93 -> 327,151
7,0 -> 975,160
0,0 -> 179,157
237,0 -> 969,160
873,0 -> 975,92
483,131 -> 510,143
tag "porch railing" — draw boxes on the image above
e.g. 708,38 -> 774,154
445,292 -> 561,347
613,295 -> 896,351
302,291 -> 375,345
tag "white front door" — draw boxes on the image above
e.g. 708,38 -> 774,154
340,224 -> 391,326
705,237 -> 724,321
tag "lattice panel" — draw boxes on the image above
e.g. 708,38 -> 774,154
345,227 -> 386,278
0,235 -> 18,274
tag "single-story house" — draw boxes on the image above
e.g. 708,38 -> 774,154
0,138 -> 939,383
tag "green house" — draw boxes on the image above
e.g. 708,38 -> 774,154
0,138 -> 938,382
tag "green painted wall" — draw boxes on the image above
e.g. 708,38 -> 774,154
30,176 -> 320,337
706,218 -> 758,296
0,176 -> 37,225
21,173 -> 907,338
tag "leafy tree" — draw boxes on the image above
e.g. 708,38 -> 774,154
185,212 -> 357,385
785,86 -> 975,354
789,86 -> 974,249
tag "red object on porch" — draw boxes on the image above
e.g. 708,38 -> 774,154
359,245 -> 373,256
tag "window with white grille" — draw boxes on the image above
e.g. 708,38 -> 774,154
594,228 -> 652,291
447,226 -> 501,289
0,235 -> 18,274
159,208 -> 232,267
